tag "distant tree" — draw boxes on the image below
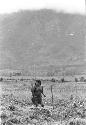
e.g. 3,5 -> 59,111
75,78 -> 78,82
80,77 -> 84,82
0,77 -> 3,82
51,78 -> 55,82
61,78 -> 65,83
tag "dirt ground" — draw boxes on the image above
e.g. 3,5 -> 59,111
1,78 -> 86,125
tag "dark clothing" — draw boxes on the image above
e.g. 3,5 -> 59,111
32,95 -> 42,106
31,85 -> 44,107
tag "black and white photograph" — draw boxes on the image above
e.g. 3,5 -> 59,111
0,0 -> 86,125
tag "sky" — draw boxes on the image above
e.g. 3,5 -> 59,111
0,0 -> 85,14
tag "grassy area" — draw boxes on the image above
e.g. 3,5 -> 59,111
1,79 -> 86,125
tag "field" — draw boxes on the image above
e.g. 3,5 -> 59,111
1,77 -> 86,125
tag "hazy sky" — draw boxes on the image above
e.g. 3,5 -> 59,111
0,0 -> 85,14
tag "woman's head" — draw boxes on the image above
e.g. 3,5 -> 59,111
36,80 -> 41,86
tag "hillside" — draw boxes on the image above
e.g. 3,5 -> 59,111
0,9 -> 85,73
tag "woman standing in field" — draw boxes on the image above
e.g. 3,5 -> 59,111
31,80 -> 46,107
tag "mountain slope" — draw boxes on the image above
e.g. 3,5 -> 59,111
0,9 -> 85,70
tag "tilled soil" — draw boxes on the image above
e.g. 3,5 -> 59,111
1,93 -> 86,125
